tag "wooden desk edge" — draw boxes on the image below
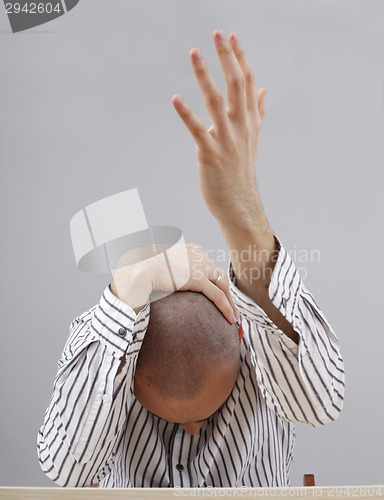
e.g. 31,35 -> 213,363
0,485 -> 383,500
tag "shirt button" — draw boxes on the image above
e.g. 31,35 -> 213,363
118,327 -> 127,337
102,394 -> 111,403
175,463 -> 184,472
282,297 -> 287,308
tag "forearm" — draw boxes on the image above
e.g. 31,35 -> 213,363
219,210 -> 275,298
219,203 -> 299,344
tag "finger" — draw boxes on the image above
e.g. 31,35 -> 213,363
200,280 -> 238,324
210,269 -> 239,319
190,248 -> 239,321
213,29 -> 247,122
189,48 -> 232,139
172,95 -> 215,150
228,32 -> 258,116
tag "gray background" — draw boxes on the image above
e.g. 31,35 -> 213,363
0,0 -> 383,488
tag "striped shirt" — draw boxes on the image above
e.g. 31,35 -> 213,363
37,237 -> 345,488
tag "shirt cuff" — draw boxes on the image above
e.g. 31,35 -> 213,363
90,285 -> 150,357
268,236 -> 302,326
229,235 -> 303,331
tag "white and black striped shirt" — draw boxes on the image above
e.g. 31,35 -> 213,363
37,237 -> 345,488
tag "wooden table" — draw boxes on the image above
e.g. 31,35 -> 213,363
0,486 -> 383,500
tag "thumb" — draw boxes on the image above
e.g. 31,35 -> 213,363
258,88 -> 268,120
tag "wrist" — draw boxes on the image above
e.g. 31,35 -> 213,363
110,261 -> 152,313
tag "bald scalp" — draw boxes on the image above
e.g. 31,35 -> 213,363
134,291 -> 240,401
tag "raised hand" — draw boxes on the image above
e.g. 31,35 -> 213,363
172,29 -> 268,229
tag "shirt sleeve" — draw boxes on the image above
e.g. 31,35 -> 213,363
37,285 -> 150,487
228,236 -> 345,428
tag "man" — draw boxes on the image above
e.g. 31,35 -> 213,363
37,30 -> 345,487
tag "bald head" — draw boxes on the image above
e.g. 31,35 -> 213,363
134,291 -> 241,403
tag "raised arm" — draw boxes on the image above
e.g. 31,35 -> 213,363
171,30 -> 298,343
171,29 -> 344,424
